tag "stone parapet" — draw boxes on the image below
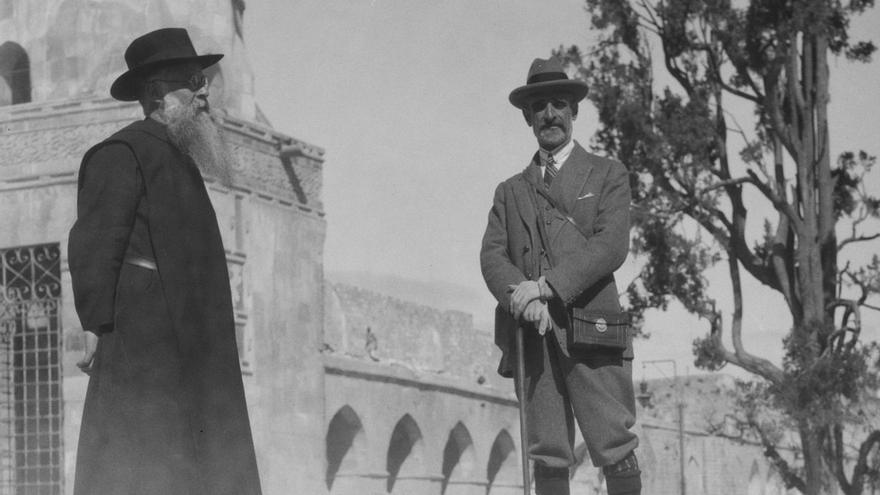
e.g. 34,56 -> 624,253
324,281 -> 506,390
323,354 -> 515,407
0,96 -> 325,213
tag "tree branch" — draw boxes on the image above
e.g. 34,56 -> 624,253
718,78 -> 761,104
636,0 -> 662,33
718,27 -> 766,103
746,169 -> 804,235
699,177 -> 753,193
764,63 -> 800,161
839,233 -> 880,252
694,174 -> 781,292
724,256 -> 785,383
786,39 -> 807,133
825,424 -> 852,494
707,43 -> 761,104
771,213 -> 797,315
756,428 -> 808,492
851,430 -> 880,494
842,268 -> 875,313
770,138 -> 801,318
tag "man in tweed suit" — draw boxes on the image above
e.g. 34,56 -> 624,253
480,57 -> 641,495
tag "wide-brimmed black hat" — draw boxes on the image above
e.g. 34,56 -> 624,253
110,28 -> 224,101
509,57 -> 588,109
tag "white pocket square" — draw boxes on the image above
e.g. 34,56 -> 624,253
576,192 -> 595,200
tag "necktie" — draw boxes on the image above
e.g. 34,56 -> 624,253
543,153 -> 558,187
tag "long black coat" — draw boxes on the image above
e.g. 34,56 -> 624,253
68,118 -> 262,495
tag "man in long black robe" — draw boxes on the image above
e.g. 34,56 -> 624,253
68,28 -> 262,495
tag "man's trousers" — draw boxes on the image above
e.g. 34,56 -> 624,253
513,328 -> 638,471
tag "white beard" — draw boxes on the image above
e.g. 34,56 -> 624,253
164,104 -> 235,187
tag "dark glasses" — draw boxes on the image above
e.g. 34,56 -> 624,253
148,73 -> 207,91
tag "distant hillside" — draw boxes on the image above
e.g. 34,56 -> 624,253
325,270 -> 496,332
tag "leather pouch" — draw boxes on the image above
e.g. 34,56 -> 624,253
569,309 -> 630,351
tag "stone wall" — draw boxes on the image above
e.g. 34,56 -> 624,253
324,282 -> 505,390
0,94 -> 328,494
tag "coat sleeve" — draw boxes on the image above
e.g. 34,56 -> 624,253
68,143 -> 141,333
544,159 -> 631,304
480,181 -> 528,310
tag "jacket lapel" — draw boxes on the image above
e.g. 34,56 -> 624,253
514,156 -> 543,236
552,142 -> 595,215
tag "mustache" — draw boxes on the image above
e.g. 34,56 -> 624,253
540,120 -> 565,130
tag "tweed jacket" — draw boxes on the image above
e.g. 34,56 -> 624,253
480,141 -> 632,376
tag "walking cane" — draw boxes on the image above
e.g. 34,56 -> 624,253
514,324 -> 531,495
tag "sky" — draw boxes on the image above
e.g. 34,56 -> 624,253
244,1 -> 880,380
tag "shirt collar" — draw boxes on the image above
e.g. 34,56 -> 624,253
539,139 -> 576,168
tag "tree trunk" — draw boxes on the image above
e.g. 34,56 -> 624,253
801,426 -> 835,495
812,34 -> 837,328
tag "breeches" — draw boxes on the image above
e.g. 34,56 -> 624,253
514,330 -> 638,469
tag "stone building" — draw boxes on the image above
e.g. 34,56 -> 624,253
1,1 -> 326,493
1,1 -> 802,494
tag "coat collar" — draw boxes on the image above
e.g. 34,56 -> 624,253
521,141 -> 596,214
119,116 -> 174,144
140,117 -> 173,143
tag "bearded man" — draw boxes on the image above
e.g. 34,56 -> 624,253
481,57 -> 641,495
68,28 -> 261,495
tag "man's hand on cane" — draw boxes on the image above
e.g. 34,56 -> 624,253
521,299 -> 553,335
508,280 -> 541,318
508,276 -> 555,319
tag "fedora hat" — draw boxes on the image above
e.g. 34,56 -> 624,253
509,57 -> 588,109
110,27 -> 224,101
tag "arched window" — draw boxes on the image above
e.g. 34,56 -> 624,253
486,430 -> 518,494
325,405 -> 365,490
0,42 -> 31,105
386,414 -> 424,493
441,422 -> 476,494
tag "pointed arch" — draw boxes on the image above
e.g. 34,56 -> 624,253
487,429 -> 518,493
685,449 -> 704,494
747,460 -> 763,495
766,468 -> 786,495
326,405 -> 365,490
0,41 -> 30,105
441,421 -> 476,493
386,414 -> 424,492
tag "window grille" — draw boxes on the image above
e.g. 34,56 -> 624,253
0,244 -> 63,495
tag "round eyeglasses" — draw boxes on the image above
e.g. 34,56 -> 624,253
148,73 -> 207,92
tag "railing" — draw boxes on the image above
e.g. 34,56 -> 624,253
0,244 -> 63,495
